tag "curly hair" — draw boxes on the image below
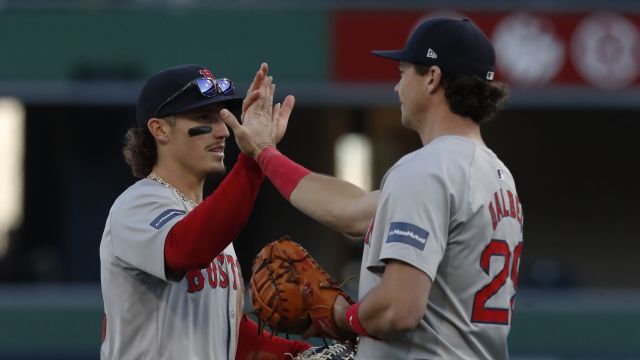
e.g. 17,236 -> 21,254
122,127 -> 157,178
415,65 -> 509,124
123,117 -> 176,178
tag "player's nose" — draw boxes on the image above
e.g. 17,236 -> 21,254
213,120 -> 230,139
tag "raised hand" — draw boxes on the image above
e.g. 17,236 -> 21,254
241,63 -> 269,124
221,64 -> 276,158
241,63 -> 295,145
273,94 -> 295,144
221,63 -> 295,158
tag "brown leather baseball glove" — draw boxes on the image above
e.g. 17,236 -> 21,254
249,236 -> 355,340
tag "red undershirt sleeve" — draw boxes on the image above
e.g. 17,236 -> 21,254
164,153 -> 264,275
235,315 -> 310,360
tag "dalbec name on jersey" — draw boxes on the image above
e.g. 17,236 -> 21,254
488,188 -> 523,231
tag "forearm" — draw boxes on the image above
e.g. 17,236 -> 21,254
258,147 -> 377,236
339,261 -> 430,339
291,175 -> 378,236
352,283 -> 409,339
164,154 -> 264,273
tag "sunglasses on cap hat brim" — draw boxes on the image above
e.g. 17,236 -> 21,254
154,77 -> 235,118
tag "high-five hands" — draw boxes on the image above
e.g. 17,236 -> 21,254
221,63 -> 295,159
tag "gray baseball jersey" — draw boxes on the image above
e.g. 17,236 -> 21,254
357,136 -> 523,360
100,179 -> 244,360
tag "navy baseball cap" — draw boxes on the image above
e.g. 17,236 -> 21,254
372,18 -> 496,81
136,64 -> 243,127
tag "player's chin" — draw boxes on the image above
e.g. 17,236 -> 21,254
205,160 -> 227,176
400,115 -> 412,128
400,111 -> 417,129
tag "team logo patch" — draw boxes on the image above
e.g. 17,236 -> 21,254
199,68 -> 215,79
150,209 -> 187,229
386,222 -> 429,250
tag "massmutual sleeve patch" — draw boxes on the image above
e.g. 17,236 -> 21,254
150,209 -> 187,229
385,222 -> 429,251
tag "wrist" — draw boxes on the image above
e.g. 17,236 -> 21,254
344,302 -> 375,338
257,147 -> 311,200
237,152 -> 264,178
251,143 -> 275,159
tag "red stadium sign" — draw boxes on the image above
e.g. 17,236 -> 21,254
332,10 -> 640,89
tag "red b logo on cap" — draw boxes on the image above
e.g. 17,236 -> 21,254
199,69 -> 215,79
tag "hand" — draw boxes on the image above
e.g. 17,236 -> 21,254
238,64 -> 295,146
221,63 -> 277,158
300,295 -> 352,340
240,63 -> 269,124
273,95 -> 295,144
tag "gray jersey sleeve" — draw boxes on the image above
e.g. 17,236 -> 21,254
376,156 -> 452,282
109,180 -> 187,281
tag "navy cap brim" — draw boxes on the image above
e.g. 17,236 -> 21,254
159,95 -> 244,118
371,49 -> 416,62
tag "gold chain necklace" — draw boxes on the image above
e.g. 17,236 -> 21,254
147,172 -> 199,210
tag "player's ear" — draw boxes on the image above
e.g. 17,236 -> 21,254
425,65 -> 443,94
147,117 -> 171,143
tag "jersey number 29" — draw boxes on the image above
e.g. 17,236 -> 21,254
471,239 -> 523,325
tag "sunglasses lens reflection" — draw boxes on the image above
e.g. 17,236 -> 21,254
196,78 -> 216,96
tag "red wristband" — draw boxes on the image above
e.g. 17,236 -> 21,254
257,146 -> 311,200
345,302 -> 373,338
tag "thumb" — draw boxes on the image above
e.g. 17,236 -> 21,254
220,109 -> 241,131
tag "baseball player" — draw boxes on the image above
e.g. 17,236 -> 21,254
99,63 -> 309,360
224,18 -> 523,359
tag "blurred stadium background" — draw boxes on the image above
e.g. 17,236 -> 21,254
0,1 -> 639,359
